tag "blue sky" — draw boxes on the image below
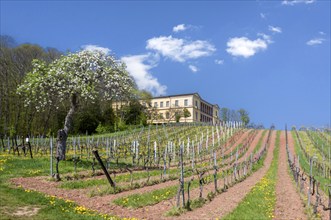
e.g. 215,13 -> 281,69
1,0 -> 330,129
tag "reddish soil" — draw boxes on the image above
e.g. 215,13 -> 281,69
223,129 -> 251,154
242,130 -> 266,161
224,130 -> 258,162
274,131 -> 307,219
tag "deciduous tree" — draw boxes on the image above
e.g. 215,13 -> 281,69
238,108 -> 250,126
17,50 -> 135,180
183,108 -> 191,122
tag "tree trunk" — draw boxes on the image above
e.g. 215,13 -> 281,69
55,94 -> 78,180
56,128 -> 67,161
56,94 -> 78,160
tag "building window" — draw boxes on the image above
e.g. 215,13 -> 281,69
154,102 -> 158,108
196,112 -> 198,120
166,101 -> 169,107
166,112 -> 170,119
175,100 -> 179,107
160,101 -> 163,108
184,99 -> 188,106
159,113 -> 163,119
195,101 -> 198,108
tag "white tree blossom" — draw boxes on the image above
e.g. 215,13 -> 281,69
17,50 -> 136,111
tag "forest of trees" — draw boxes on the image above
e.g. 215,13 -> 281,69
0,35 -> 251,138
220,107 -> 250,126
0,35 -> 150,137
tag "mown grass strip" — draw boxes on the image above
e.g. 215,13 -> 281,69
112,173 -> 215,208
113,185 -> 178,208
222,130 -> 280,220
308,131 -> 329,157
88,174 -> 179,197
88,167 -> 199,197
60,168 -> 179,189
291,131 -> 330,194
253,130 -> 267,154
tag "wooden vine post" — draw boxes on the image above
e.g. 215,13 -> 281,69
186,177 -> 194,209
197,169 -> 206,198
327,185 -> 331,220
213,151 -> 218,192
308,156 -> 316,207
125,166 -> 133,187
50,137 -> 53,177
92,150 -> 116,188
180,144 -> 185,207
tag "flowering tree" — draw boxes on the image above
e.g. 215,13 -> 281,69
17,50 -> 135,180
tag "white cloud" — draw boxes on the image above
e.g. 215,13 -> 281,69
172,24 -> 198,32
226,37 -> 268,58
82,44 -> 111,55
188,65 -> 198,72
319,31 -> 326,35
121,54 -> 167,96
306,38 -> 325,46
173,24 -> 187,32
282,0 -> 315,5
257,33 -> 273,44
268,25 -> 282,33
215,59 -> 224,65
260,13 -> 266,19
146,35 -> 216,62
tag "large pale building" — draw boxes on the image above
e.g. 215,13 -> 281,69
112,93 -> 220,124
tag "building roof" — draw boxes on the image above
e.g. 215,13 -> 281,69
152,92 -> 219,109
152,92 -> 200,99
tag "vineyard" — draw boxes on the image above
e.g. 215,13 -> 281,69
0,123 -> 330,219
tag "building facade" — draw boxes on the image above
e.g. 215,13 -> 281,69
112,93 -> 220,124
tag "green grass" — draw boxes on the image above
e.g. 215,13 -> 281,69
0,153 -> 118,220
222,130 -> 280,220
113,184 -> 178,208
112,173 -> 214,209
308,131 -> 330,157
0,186 -> 117,220
60,167 -> 181,189
253,130 -> 267,154
251,130 -> 269,172
291,131 -> 330,194
88,174 -> 178,197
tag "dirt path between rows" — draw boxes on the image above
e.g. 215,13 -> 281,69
222,129 -> 252,156
173,130 -> 276,220
273,131 -> 307,220
287,131 -> 329,220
